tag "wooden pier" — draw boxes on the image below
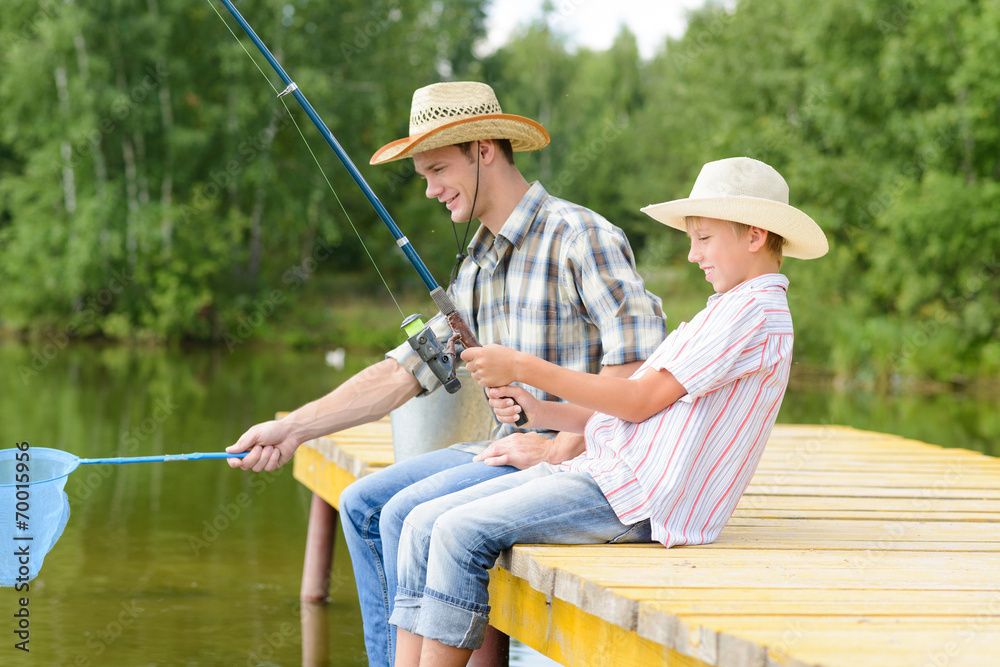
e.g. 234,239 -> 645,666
293,421 -> 1000,666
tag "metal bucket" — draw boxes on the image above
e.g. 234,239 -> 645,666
389,368 -> 496,463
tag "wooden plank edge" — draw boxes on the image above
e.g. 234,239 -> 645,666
292,443 -> 356,510
487,566 -> 711,667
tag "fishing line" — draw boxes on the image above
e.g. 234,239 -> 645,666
205,0 -> 404,317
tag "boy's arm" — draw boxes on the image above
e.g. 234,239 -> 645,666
463,345 -> 686,424
473,359 -> 643,467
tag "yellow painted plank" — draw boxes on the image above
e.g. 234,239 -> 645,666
748,474 -> 1000,488
503,537 -> 1000,556
709,536 -> 1000,553
639,614 -> 1000,667
721,518 -> 1000,541
688,618 -> 1000,665
292,442 -> 357,510
671,616 -> 1000,631
741,484 -> 1000,499
504,549 -> 1000,604
519,550 -> 1000,582
758,447 -> 995,461
487,567 -> 711,667
735,494 -> 1000,512
546,563 -> 998,593
754,459 -> 998,472
610,587 -> 1000,616
751,466 -> 1000,480
507,544 -> 1000,568
758,442 -> 995,454
730,509 -> 999,521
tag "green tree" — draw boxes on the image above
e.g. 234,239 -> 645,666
626,0 -> 1000,386
0,0 -> 487,341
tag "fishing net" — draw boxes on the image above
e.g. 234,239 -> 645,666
0,448 -> 78,586
1,446 -> 243,586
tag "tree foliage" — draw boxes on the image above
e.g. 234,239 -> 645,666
1,0 -> 998,385
0,0 -> 485,340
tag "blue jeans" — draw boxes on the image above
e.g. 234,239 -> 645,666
389,464 -> 652,649
339,445 -> 516,667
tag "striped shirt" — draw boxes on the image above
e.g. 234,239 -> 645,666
565,274 -> 793,547
388,182 -> 666,444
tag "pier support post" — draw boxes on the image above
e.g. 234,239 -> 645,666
301,492 -> 338,602
468,626 -> 510,667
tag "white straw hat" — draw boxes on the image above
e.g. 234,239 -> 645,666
640,157 -> 829,260
370,81 -> 550,165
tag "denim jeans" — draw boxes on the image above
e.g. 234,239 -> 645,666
389,464 -> 652,650
339,445 -> 517,667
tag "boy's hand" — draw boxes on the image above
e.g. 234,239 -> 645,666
462,344 -> 520,387
486,385 -> 538,427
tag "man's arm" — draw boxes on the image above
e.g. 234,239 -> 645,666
470,359 -> 643,468
226,358 -> 421,472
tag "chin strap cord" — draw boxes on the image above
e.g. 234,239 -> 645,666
449,141 -> 480,287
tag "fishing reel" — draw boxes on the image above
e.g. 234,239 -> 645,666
401,314 -> 463,394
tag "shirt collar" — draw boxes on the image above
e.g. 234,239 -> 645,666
707,273 -> 789,304
467,182 -> 548,267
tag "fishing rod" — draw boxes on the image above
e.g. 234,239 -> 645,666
214,0 -> 528,424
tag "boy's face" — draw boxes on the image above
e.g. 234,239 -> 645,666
413,144 -> 482,224
686,217 -> 758,293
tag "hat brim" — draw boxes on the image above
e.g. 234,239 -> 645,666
640,196 -> 829,260
369,114 -> 550,165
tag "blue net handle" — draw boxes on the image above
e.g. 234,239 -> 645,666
80,452 -> 248,465
0,449 -> 249,487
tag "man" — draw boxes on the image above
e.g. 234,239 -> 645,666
226,81 -> 666,666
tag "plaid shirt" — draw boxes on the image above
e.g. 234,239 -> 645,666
387,182 -> 665,441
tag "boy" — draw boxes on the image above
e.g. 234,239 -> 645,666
389,157 -> 829,666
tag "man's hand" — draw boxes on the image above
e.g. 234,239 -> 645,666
472,431 -> 551,468
226,419 -> 302,472
472,429 -> 585,469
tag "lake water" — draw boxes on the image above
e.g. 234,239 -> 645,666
0,342 -> 997,666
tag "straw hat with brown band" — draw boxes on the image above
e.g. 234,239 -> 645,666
641,157 -> 829,260
369,81 -> 550,165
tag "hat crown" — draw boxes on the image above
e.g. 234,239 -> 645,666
689,157 -> 790,205
409,82 -> 504,135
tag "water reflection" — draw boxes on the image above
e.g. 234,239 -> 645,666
301,602 -> 330,666
0,342 -> 996,666
0,342 -> 369,666
779,377 -> 1000,458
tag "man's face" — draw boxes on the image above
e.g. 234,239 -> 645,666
413,145 -> 480,223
